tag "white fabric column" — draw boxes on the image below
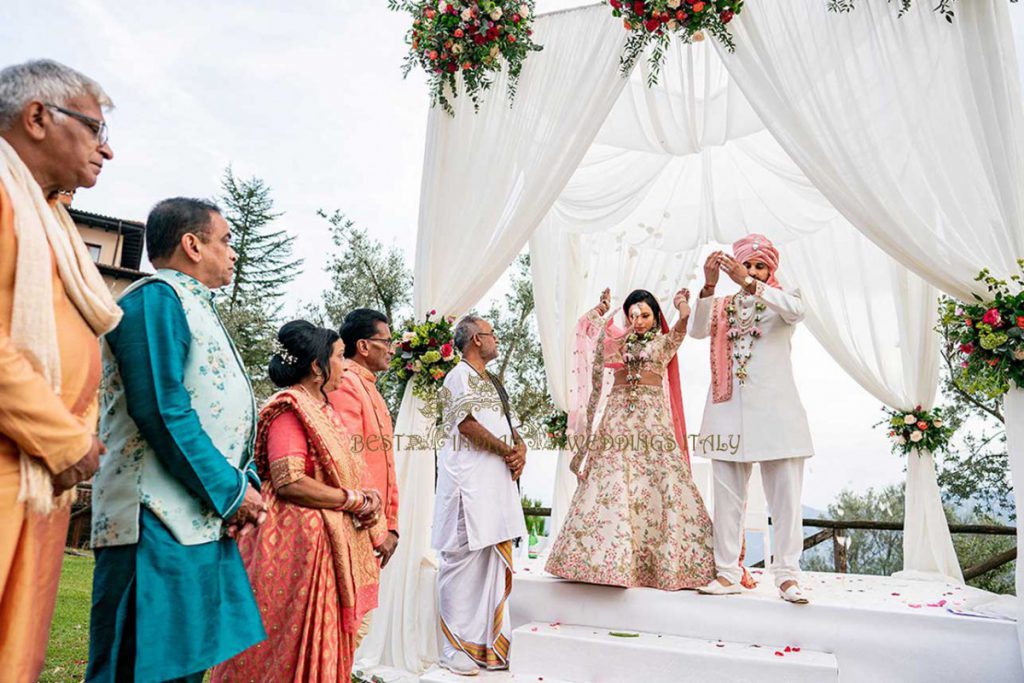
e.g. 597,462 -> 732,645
1004,387 -> 1024,655
782,224 -> 962,581
358,7 -> 630,673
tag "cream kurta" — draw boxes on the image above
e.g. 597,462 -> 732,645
689,284 -> 814,463
431,361 -> 527,553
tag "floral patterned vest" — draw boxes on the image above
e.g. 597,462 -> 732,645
91,269 -> 256,547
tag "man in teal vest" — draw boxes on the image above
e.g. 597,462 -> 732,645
87,197 -> 267,682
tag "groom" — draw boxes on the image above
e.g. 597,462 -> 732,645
691,234 -> 815,604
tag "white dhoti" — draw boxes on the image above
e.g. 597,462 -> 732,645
712,458 -> 805,588
437,509 -> 513,669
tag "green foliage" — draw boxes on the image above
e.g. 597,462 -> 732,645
216,168 -> 303,401
876,405 -> 955,456
521,494 -> 546,536
319,210 -> 412,329
485,254 -> 555,442
543,410 -> 568,449
802,485 -> 1015,594
827,0 -> 1017,22
390,313 -> 461,415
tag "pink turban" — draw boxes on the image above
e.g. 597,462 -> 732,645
733,233 -> 780,287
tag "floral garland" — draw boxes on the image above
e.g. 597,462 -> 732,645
389,0 -> 542,116
726,292 -> 765,385
828,0 -> 1017,23
544,410 -> 568,449
390,310 -> 461,404
621,328 -> 659,412
608,0 -> 743,86
942,260 -> 1024,397
879,405 -> 954,456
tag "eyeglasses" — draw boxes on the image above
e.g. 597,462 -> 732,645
475,332 -> 497,339
365,337 -> 397,349
44,103 -> 109,146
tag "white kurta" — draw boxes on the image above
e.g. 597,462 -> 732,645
689,284 -> 814,463
431,361 -> 527,553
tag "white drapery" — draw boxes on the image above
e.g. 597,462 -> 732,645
358,7 -> 630,672
379,0 -> 1024,671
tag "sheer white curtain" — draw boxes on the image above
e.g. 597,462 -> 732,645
782,224 -> 962,581
357,7 -> 630,672
718,0 -> 1023,649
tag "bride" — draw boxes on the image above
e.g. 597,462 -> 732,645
545,287 -> 715,590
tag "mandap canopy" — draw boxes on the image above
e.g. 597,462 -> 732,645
357,0 -> 1024,673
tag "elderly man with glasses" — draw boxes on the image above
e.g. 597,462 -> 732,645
431,315 -> 527,676
0,59 -> 120,681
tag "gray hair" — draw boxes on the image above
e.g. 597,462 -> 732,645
454,315 -> 485,352
0,59 -> 113,130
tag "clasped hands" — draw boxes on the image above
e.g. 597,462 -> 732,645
226,483 -> 268,538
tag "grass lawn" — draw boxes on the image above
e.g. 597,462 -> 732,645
41,552 -> 93,683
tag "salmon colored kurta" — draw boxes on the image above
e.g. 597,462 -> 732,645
0,182 -> 102,682
329,361 -> 399,534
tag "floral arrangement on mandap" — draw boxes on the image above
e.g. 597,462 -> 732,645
609,0 -> 743,85
389,0 -> 543,115
879,405 -> 955,456
827,0 -> 1018,23
941,260 -> 1024,397
390,310 -> 461,404
543,410 -> 569,449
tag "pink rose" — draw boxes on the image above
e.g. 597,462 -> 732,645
440,342 -> 454,359
960,342 -> 975,355
982,308 -> 1003,327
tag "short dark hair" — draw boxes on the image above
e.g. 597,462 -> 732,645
340,308 -> 390,358
145,197 -> 221,262
268,320 -> 340,402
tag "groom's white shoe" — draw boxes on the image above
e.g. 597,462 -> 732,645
779,583 -> 810,604
439,651 -> 480,676
697,577 -> 742,595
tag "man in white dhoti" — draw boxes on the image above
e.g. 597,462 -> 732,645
432,315 -> 527,675
691,234 -> 814,604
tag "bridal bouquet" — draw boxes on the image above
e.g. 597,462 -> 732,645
942,260 -> 1024,397
609,0 -> 743,85
389,0 -> 542,115
879,406 -> 954,456
391,310 -> 461,403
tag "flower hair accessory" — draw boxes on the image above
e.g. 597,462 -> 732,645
274,340 -> 298,366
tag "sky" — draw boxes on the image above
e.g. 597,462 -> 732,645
6,0 -> 1023,510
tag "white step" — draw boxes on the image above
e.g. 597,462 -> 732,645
511,622 -> 839,683
419,666 -> 572,682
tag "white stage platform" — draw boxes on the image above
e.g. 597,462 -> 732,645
506,556 -> 1021,682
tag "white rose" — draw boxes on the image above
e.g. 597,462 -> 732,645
402,331 -> 416,342
1015,348 -> 1024,361
933,419 -> 943,428
461,8 -> 473,21
490,44 -> 500,57
896,435 -> 907,445
910,430 -> 923,443
519,3 -> 530,17
453,43 -> 464,54
667,0 -> 682,7
667,19 -> 679,30
903,414 -> 917,425
490,7 -> 503,20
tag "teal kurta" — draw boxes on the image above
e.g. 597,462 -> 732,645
87,280 -> 265,683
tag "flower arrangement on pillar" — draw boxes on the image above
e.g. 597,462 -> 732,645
878,406 -> 955,456
390,310 -> 461,413
544,410 -> 569,449
827,0 -> 1018,24
608,0 -> 743,85
389,0 -> 542,115
941,260 -> 1024,396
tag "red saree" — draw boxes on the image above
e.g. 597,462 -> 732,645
211,388 -> 385,683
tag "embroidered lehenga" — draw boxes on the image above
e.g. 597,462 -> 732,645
545,309 -> 715,590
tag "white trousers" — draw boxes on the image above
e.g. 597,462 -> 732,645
437,508 -> 513,668
712,458 -> 805,587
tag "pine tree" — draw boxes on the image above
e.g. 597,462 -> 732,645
216,167 -> 303,398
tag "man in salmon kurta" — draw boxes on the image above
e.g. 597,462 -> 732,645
331,308 -> 400,563
330,308 -> 400,649
0,60 -> 120,682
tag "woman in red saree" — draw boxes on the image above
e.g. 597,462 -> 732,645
212,321 -> 387,683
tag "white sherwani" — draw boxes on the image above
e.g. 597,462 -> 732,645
432,361 -> 526,668
689,283 -> 813,588
689,284 -> 814,462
